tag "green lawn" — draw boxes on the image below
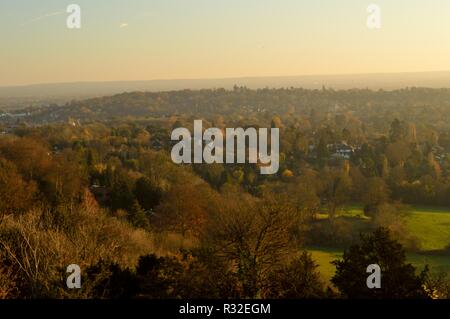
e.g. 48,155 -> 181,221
406,206 -> 450,251
337,204 -> 450,251
308,247 -> 450,284
408,252 -> 450,274
308,246 -> 342,283
309,205 -> 450,283
340,205 -> 370,219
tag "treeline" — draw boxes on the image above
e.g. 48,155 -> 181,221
10,87 -> 450,128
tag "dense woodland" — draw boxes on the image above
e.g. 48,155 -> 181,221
1,87 -> 450,298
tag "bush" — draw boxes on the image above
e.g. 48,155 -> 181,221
264,251 -> 327,298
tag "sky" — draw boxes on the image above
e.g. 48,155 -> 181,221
1,0 -> 450,86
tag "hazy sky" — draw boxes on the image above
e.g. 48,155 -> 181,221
1,0 -> 449,86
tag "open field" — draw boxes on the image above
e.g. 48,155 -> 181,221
337,204 -> 450,251
406,206 -> 450,251
309,246 -> 450,284
310,205 -> 450,283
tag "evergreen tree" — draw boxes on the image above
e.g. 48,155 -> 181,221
332,228 -> 429,298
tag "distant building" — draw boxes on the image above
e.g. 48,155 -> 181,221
431,145 -> 447,164
308,141 -> 357,161
331,143 -> 355,160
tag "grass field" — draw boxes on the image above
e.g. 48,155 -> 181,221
310,205 -> 450,283
155,230 -> 450,284
406,206 -> 450,251
338,204 -> 450,251
309,246 -> 450,284
308,246 -> 342,283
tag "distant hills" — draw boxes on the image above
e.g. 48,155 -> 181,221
1,71 -> 450,109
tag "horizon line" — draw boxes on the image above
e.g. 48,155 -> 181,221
2,69 -> 450,89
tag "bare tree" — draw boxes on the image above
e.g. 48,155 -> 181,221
202,191 -> 302,297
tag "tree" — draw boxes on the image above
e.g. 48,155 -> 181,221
109,171 -> 135,212
155,181 -> 216,237
271,116 -> 283,129
0,192 -> 154,298
135,254 -> 183,298
134,177 -> 162,211
316,137 -> 329,165
369,203 -> 419,249
385,141 -> 411,167
389,119 -> 408,142
264,251 -> 326,298
0,137 -> 52,181
0,158 -> 37,217
362,177 -> 390,216
128,200 -> 150,229
202,193 -> 302,298
84,261 -> 139,299
321,168 -> 352,220
169,249 -> 241,299
356,143 -> 378,177
42,150 -> 88,206
331,228 -> 429,298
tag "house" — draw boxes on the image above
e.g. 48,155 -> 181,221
331,143 -> 355,160
307,141 -> 357,161
431,145 -> 447,164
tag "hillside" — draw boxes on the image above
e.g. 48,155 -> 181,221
2,71 -> 450,110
